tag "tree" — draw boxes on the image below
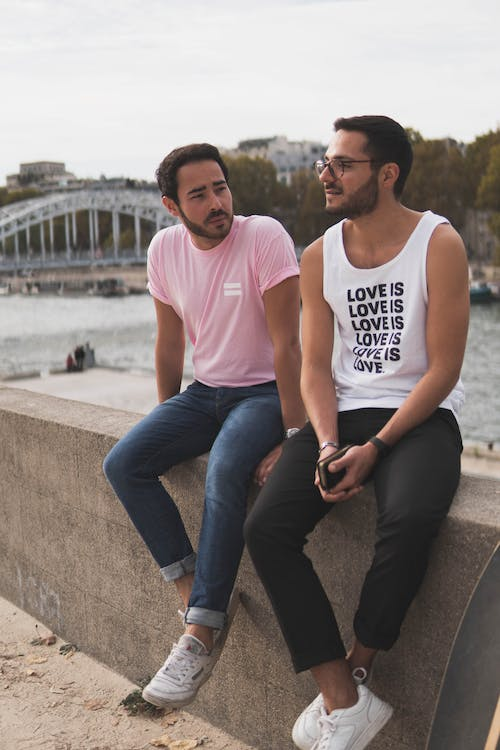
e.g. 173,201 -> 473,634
476,144 -> 500,211
294,177 -> 333,248
403,139 -> 470,229
464,129 -> 500,204
476,144 -> 500,260
225,155 -> 277,216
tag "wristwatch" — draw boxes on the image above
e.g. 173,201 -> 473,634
368,435 -> 391,459
318,440 -> 340,453
285,427 -> 301,439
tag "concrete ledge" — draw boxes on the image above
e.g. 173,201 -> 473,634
1,384 -> 499,749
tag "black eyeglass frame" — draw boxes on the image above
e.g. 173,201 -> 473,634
313,158 -> 380,179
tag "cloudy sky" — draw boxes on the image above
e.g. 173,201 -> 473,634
1,0 -> 499,184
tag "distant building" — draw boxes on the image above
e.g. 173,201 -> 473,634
6,161 -> 78,192
5,162 -> 155,194
225,135 -> 326,185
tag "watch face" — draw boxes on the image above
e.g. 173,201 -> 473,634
286,428 -> 300,439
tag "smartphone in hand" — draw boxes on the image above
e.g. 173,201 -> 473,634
316,444 -> 354,492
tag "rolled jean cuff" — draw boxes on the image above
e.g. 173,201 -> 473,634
160,553 -> 196,582
184,605 -> 225,631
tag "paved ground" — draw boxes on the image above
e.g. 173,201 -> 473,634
0,596 -> 256,750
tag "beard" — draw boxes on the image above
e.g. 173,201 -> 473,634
177,206 -> 233,242
325,171 -> 379,221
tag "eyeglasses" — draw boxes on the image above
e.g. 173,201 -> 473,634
314,158 -> 377,179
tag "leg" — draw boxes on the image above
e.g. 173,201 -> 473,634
244,422 -> 343,673
246,424 -> 393,750
354,409 -> 462,651
141,384 -> 285,710
103,382 -> 219,576
186,383 -> 284,635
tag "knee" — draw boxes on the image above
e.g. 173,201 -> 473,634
244,502 -> 280,564
103,439 -> 132,487
243,508 -> 260,555
380,506 -> 443,548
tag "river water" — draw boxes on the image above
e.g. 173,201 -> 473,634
0,293 -> 498,445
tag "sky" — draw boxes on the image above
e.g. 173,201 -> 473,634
1,0 -> 499,184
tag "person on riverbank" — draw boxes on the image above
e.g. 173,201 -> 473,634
244,115 -> 469,750
103,143 -> 305,710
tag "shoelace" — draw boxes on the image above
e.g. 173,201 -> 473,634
314,712 -> 339,750
163,643 -> 201,680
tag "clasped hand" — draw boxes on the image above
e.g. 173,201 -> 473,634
315,443 -> 377,502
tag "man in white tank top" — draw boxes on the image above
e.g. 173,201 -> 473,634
245,116 -> 469,750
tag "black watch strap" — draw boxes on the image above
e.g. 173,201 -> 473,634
368,436 -> 391,459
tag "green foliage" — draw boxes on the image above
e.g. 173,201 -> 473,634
476,144 -> 500,212
225,155 -> 278,216
403,139 -> 470,229
0,187 -> 40,206
464,129 -> 500,203
293,175 -> 333,247
405,127 -> 424,145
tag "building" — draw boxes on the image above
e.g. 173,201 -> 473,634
6,161 -> 78,192
225,135 -> 326,184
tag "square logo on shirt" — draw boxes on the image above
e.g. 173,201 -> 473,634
223,282 -> 241,297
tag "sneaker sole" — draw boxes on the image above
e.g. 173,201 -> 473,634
141,667 -> 213,709
351,702 -> 393,750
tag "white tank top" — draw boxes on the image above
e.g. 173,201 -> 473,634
323,210 -> 465,415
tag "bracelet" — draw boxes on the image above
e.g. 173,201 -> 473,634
318,440 -> 340,454
285,427 -> 301,439
368,436 -> 391,459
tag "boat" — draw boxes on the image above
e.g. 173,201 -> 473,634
96,277 -> 129,297
486,281 -> 500,301
470,282 -> 492,304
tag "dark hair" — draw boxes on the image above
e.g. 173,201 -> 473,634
155,143 -> 229,203
333,115 -> 413,198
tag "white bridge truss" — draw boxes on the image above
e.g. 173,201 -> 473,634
0,189 -> 178,269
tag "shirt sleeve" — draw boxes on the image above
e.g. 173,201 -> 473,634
254,219 -> 299,294
146,231 -> 172,304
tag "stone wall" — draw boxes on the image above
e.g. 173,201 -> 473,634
1,384 -> 499,749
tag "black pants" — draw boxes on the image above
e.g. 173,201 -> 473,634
244,408 -> 462,673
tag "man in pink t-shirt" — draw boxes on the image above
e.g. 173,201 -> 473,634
104,143 -> 305,710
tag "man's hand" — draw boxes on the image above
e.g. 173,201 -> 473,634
315,443 -> 378,502
254,444 -> 283,486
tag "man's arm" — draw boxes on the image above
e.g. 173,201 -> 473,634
330,224 -> 470,499
376,223 -> 469,445
254,275 -> 305,484
264,275 -> 305,430
153,297 -> 185,403
299,238 -> 339,447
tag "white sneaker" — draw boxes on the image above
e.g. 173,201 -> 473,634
292,669 -> 372,750
142,634 -> 215,708
293,692 -> 325,750
312,685 -> 393,750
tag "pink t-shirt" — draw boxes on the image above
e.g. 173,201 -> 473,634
147,214 -> 298,387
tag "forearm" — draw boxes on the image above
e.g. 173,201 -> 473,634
377,367 -> 462,447
301,363 -> 339,445
273,343 -> 306,430
155,345 -> 184,403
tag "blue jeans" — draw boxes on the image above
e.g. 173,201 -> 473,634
103,380 -> 283,630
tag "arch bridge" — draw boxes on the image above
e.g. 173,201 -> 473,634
0,189 -> 178,271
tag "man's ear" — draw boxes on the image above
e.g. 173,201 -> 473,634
380,162 -> 400,191
162,195 -> 180,217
